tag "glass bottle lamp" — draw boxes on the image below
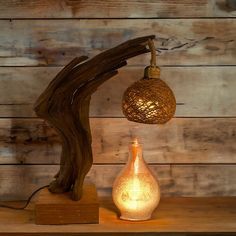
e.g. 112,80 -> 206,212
112,139 -> 160,221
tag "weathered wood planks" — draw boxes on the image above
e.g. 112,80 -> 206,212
0,1 -> 235,202
0,164 -> 235,200
0,19 -> 235,66
0,0 -> 235,18
0,66 -> 235,117
0,118 -> 235,165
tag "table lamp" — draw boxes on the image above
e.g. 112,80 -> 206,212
34,35 -> 176,224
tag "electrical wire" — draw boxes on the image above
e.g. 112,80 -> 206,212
0,184 -> 49,210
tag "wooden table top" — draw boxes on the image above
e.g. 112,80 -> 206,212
0,197 -> 235,235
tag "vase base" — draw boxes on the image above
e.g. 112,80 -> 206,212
120,215 -> 151,221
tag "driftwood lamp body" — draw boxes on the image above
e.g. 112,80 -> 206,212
34,35 -> 156,202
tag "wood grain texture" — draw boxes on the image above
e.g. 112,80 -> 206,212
0,118 -> 235,165
35,184 -> 99,224
0,197 -> 236,234
0,66 -> 235,117
0,164 -> 236,201
0,19 -> 235,66
0,0 -> 235,18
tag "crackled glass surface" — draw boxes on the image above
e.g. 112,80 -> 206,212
112,139 -> 160,221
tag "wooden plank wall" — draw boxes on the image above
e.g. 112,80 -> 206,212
0,0 -> 235,200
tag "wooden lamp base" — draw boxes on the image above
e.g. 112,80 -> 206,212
35,183 -> 99,225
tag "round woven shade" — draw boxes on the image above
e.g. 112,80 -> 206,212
122,77 -> 176,124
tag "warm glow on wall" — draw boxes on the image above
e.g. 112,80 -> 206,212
112,139 -> 160,221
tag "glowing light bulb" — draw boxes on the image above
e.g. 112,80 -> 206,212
112,139 -> 160,221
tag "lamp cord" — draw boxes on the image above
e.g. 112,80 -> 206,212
0,184 -> 49,210
148,39 -> 157,67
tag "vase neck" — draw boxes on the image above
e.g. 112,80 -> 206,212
128,140 -> 145,173
130,142 -> 143,160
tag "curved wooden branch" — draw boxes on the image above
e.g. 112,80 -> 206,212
34,35 -> 155,200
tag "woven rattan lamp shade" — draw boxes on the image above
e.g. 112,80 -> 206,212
122,76 -> 176,124
122,71 -> 176,124
122,40 -> 176,124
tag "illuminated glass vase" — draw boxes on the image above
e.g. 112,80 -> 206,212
112,139 -> 160,221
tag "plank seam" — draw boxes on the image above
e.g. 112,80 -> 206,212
0,65 -> 236,68
0,17 -> 236,20
0,116 -> 236,119
1,163 -> 236,166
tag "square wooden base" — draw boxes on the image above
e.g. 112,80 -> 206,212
35,183 -> 99,225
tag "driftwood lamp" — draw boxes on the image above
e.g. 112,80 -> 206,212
34,35 -> 176,224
